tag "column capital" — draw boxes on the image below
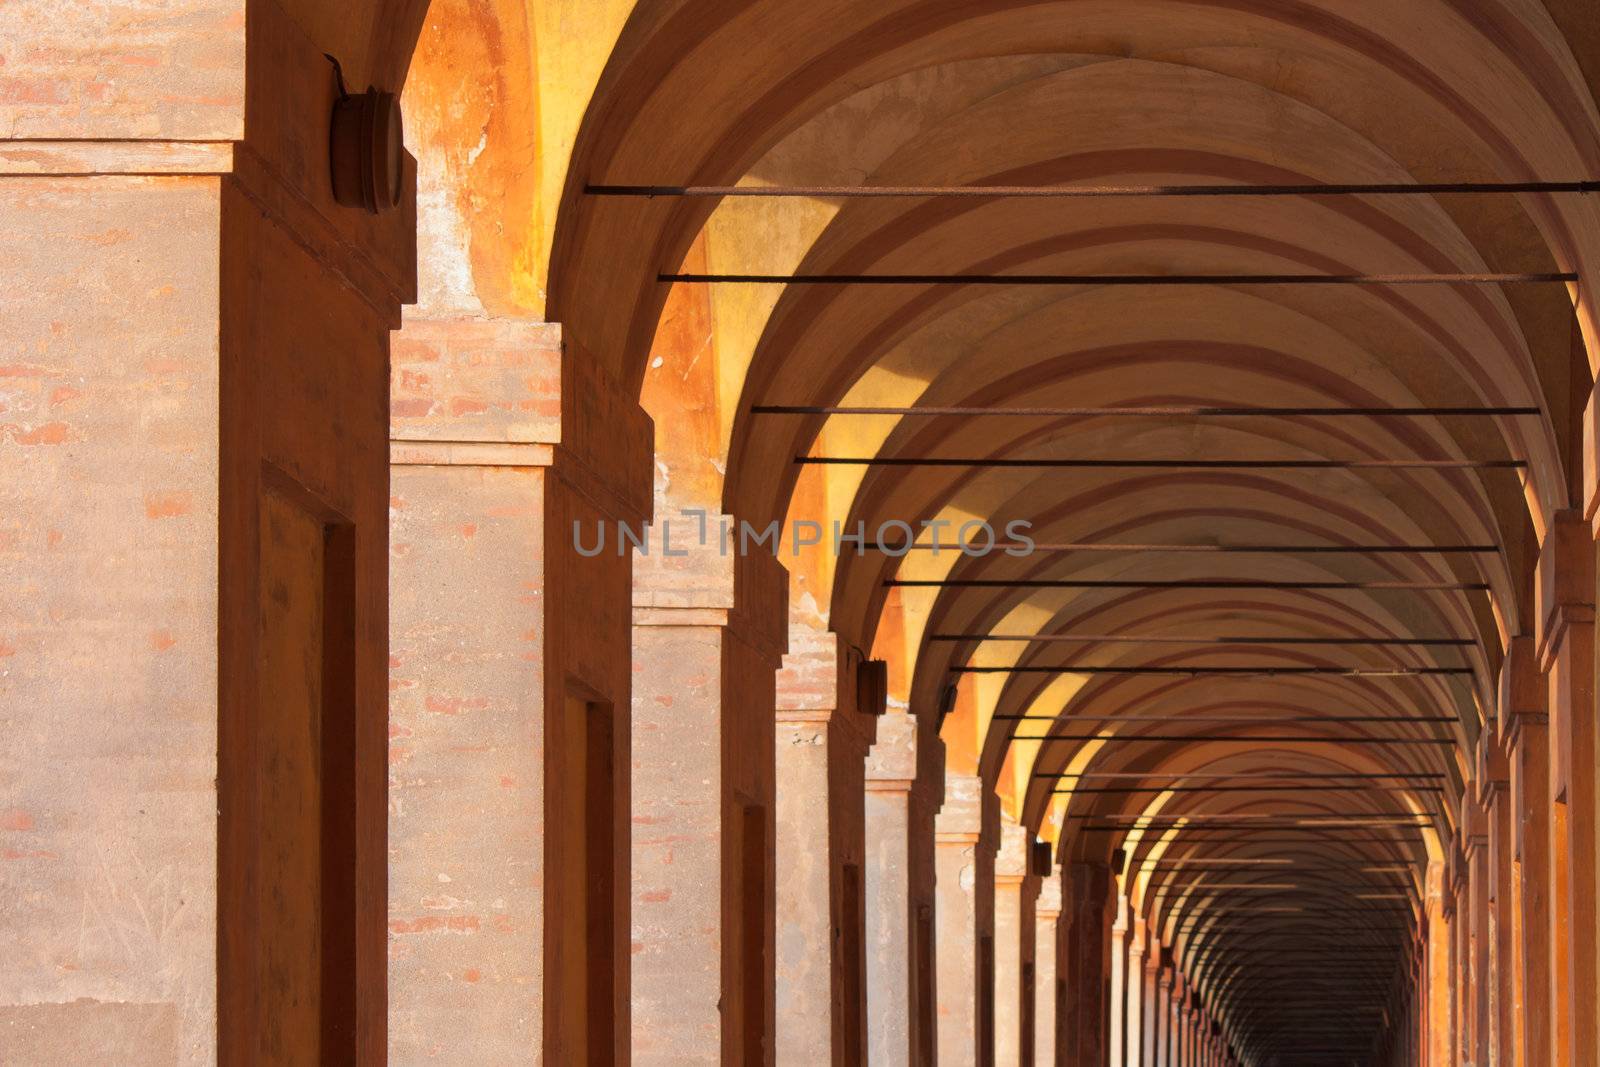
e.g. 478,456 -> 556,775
1535,510 -> 1596,669
1497,634 -> 1549,740
1475,721 -> 1511,804
775,625 -> 878,747
1455,793 -> 1489,860
865,712 -> 918,791
632,512 -> 789,661
1129,916 -> 1149,955
391,322 -> 654,526
1036,865 -> 1064,919
935,772 -> 985,844
995,814 -> 1031,883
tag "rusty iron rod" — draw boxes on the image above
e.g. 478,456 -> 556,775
883,542 -> 1499,553
889,578 -> 1488,590
800,455 -> 1526,470
1004,715 -> 1458,726
1075,819 -> 1427,825
590,180 -> 1600,199
663,270 -> 1577,286
754,404 -> 1541,417
1057,784 -> 1443,794
936,633 -> 1474,645
959,665 -> 1471,675
1053,772 -> 1446,780
1012,734 -> 1455,745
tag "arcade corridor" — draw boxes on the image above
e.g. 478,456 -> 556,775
6,1 -> 1600,1065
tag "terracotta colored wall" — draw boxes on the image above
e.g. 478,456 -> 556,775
0,177 -> 223,1064
0,2 -> 411,1063
389,319 -> 649,1063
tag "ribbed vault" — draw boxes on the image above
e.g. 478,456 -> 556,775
539,0 -> 1600,1060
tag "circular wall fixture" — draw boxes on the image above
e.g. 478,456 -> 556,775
330,88 -> 404,214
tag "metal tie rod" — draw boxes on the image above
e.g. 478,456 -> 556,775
1074,814 -> 1431,824
799,456 -> 1525,470
1051,772 -> 1446,780
1055,784 -> 1442,794
1012,734 -> 1455,745
662,270 -> 1576,286
935,633 -> 1475,646
998,716 -> 1465,726
754,404 -> 1541,417
891,542 -> 1500,554
889,578 -> 1488,590
590,180 -> 1600,198
958,665 -> 1471,676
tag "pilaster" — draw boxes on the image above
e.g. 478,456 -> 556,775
632,519 -> 788,1065
1502,635 -> 1553,1067
994,816 -> 1031,1066
0,2 -> 414,1062
1535,511 -> 1597,1067
390,319 -> 650,1064
1034,869 -> 1063,1067
1477,723 -> 1516,1067
934,772 -> 994,1066
1063,860 -> 1113,1067
864,713 -> 919,1066
774,627 -> 878,1066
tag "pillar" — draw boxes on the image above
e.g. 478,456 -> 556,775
1141,936 -> 1161,1067
389,323 -> 650,1063
864,714 -> 917,1066
1126,917 -> 1147,1067
632,528 -> 788,1065
774,629 -> 876,1066
1108,891 -> 1130,1067
1536,511 -> 1597,1067
935,773 -> 995,1065
1503,635 -> 1552,1067
1164,966 -> 1177,1067
1170,973 -> 1187,1067
1479,725 -> 1515,1067
1062,862 -> 1113,1067
1450,848 -> 1469,1064
1034,869 -> 1063,1067
994,817 -> 1030,1066
1463,794 -> 1491,1067
1427,864 -> 1454,1067
0,4 -> 408,1062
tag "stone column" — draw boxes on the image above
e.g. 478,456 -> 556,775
632,530 -> 788,1065
1156,968 -> 1174,1067
1141,936 -> 1161,1067
1449,849 -> 1469,1063
1034,870 -> 1063,1067
1170,974 -> 1187,1067
1108,891 -> 1130,1067
1462,795 -> 1491,1067
390,323 -> 650,1063
1426,864 -> 1454,1066
1499,634 -> 1553,1067
1125,917 -> 1147,1067
0,5 -> 410,1062
1062,863 -> 1113,1067
1179,994 -> 1196,1067
774,629 -> 876,1066
994,817 -> 1030,1066
1479,723 -> 1515,1067
935,773 -> 993,1065
1535,512 -> 1596,1067
864,713 -> 917,1066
